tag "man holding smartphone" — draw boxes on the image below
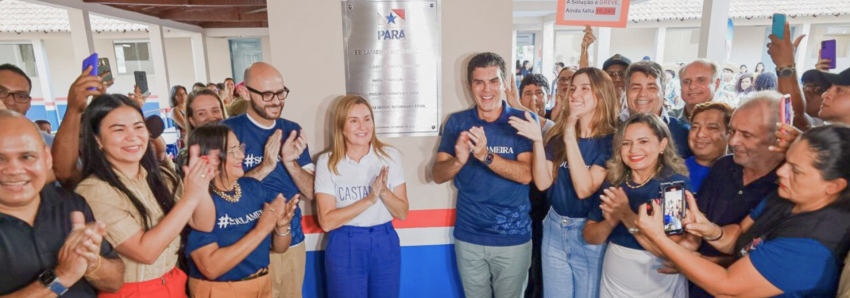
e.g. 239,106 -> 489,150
689,92 -> 785,298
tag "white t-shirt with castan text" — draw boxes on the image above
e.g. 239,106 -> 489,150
315,146 -> 405,227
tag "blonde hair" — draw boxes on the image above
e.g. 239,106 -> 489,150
544,67 -> 620,179
327,95 -> 392,175
606,113 -> 688,186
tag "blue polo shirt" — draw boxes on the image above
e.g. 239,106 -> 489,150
666,116 -> 692,159
223,114 -> 313,246
685,156 -> 710,194
544,134 -> 614,218
587,170 -> 691,250
437,102 -> 534,246
186,177 -> 275,281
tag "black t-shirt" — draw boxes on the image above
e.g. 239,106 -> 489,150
0,184 -> 120,297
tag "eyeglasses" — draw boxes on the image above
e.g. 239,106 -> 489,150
0,85 -> 31,103
607,71 -> 625,78
227,144 -> 247,158
246,85 -> 289,102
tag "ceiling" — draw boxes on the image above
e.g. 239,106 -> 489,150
82,0 -> 268,28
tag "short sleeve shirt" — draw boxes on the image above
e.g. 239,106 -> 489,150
0,185 -> 119,297
588,171 -> 691,250
544,134 -> 614,218
75,167 -> 182,283
437,103 -> 534,246
315,146 -> 406,227
186,177 -> 275,281
749,238 -> 840,297
223,113 -> 314,246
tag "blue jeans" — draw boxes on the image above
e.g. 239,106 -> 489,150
325,222 -> 401,298
542,207 -> 606,298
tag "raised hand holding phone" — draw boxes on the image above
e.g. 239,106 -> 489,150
82,53 -> 99,91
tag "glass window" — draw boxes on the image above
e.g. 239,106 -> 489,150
113,42 -> 155,75
0,43 -> 38,77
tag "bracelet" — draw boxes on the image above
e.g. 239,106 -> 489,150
86,255 -> 102,275
274,226 -> 291,237
703,224 -> 724,242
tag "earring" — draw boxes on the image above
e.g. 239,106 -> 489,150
660,151 -> 664,155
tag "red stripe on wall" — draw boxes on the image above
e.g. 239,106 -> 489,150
301,208 -> 456,234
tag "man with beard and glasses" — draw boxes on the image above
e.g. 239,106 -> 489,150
222,62 -> 314,298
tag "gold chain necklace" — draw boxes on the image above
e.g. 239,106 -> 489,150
625,171 -> 658,189
213,182 -> 242,203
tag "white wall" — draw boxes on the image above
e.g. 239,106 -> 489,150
268,0 -> 513,213
164,37 -> 196,89
43,36 -> 77,99
205,36 -> 232,83
664,28 -> 701,63
553,30 -> 585,68
610,28 -> 656,62
729,26 -> 766,72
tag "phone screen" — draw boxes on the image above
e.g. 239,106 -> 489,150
662,183 -> 685,235
780,94 -> 793,126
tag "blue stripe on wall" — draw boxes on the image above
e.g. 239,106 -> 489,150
304,244 -> 464,298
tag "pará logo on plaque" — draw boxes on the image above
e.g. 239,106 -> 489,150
377,9 -> 406,40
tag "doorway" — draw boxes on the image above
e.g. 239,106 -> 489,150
229,38 -> 263,82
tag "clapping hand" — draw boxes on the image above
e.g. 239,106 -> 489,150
599,187 -> 632,222
509,112 -> 543,143
275,195 -> 300,230
467,127 -> 489,162
281,130 -> 308,163
369,166 -> 389,204
454,132 -> 472,165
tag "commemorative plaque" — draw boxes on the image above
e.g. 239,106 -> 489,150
342,0 -> 441,136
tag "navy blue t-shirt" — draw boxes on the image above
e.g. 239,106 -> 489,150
223,114 -> 313,246
437,102 -> 534,246
187,177 -> 275,281
544,134 -> 614,218
666,116 -> 692,159
685,156 -> 710,194
587,171 -> 691,250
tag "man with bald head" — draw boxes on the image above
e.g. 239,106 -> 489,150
670,59 -> 721,124
222,62 -> 314,298
0,111 -> 125,297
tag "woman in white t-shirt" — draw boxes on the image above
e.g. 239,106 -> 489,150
315,94 -> 409,298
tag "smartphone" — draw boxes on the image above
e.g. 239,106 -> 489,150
97,58 -> 112,82
772,13 -> 786,40
660,181 -> 686,236
134,71 -> 150,97
780,94 -> 793,127
82,53 -> 98,91
822,40 -> 837,70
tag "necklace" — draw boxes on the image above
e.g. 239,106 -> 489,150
625,170 -> 658,189
213,182 -> 242,203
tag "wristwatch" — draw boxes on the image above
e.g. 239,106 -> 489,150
38,269 -> 68,296
776,65 -> 796,78
484,153 -> 494,165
